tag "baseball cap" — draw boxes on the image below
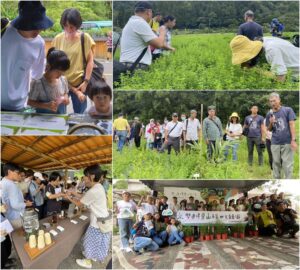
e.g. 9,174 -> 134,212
34,172 -> 44,180
134,1 -> 153,12
172,113 -> 178,117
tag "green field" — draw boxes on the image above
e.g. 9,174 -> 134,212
116,33 -> 299,90
113,123 -> 299,180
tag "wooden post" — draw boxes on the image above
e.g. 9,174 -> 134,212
200,104 -> 204,155
64,168 -> 68,189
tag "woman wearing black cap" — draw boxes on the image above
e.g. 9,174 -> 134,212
1,1 -> 53,112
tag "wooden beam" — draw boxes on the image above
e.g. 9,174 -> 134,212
0,137 -> 77,170
20,136 -> 92,164
9,136 -> 45,162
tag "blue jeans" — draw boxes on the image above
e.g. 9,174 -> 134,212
118,218 -> 133,248
134,237 -> 159,252
69,90 -> 87,114
224,142 -> 239,161
168,231 -> 184,245
152,231 -> 168,246
116,130 -> 127,152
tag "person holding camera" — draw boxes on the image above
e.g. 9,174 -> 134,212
243,105 -> 265,167
29,172 -> 46,220
266,92 -> 297,179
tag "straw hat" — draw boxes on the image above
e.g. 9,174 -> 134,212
229,112 -> 240,120
230,35 -> 263,65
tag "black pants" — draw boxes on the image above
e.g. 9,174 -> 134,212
207,140 -> 216,160
186,140 -> 198,151
36,204 -> 45,220
1,235 -> 12,269
266,139 -> 273,170
281,223 -> 299,237
258,224 -> 277,236
152,53 -> 162,61
167,136 -> 180,155
247,137 -> 263,165
134,136 -> 141,148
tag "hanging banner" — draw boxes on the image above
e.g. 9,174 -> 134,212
176,210 -> 248,225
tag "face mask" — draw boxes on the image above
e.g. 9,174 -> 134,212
164,120 -> 168,124
181,117 -> 186,121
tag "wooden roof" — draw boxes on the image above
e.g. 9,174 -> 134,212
1,136 -> 112,171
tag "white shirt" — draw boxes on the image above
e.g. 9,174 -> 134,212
226,123 -> 242,141
1,26 -> 45,111
168,203 -> 180,215
263,37 -> 299,77
80,183 -> 109,228
183,118 -> 201,141
140,203 -> 157,216
153,26 -> 171,55
116,200 -> 137,219
166,121 -> 183,138
120,15 -> 157,65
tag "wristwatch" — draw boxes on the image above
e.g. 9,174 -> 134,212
83,78 -> 90,84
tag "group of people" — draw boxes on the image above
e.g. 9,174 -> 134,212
114,1 -> 176,84
1,1 -> 112,118
114,92 -> 297,179
115,191 -> 299,256
232,10 -> 299,82
116,192 -> 186,254
0,163 -> 111,269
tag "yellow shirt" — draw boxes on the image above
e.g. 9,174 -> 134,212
149,19 -> 160,33
52,32 -> 96,86
113,118 -> 129,131
256,210 -> 276,227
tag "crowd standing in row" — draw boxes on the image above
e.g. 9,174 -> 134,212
115,191 -> 299,255
113,92 -> 297,179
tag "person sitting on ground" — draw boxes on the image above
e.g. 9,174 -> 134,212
144,213 -> 155,237
275,201 -> 299,238
230,34 -> 299,82
224,112 -> 243,161
1,1 -> 53,111
255,203 -> 277,236
119,1 -> 167,71
28,48 -> 70,114
237,10 -> 263,41
152,213 -> 168,246
132,214 -> 159,254
227,199 -> 236,211
152,15 -> 176,61
166,217 -> 185,245
86,79 -> 112,118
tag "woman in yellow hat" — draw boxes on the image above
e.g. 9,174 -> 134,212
224,112 -> 243,161
230,35 -> 299,82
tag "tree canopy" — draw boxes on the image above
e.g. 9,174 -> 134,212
114,1 -> 299,32
113,91 -> 299,125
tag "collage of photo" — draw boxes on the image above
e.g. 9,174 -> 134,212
0,0 -> 299,270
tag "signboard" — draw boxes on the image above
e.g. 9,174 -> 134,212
164,187 -> 204,203
176,210 -> 248,225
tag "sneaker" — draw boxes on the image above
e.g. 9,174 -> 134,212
125,247 -> 133,253
129,239 -> 134,244
133,249 -> 142,255
76,259 -> 92,269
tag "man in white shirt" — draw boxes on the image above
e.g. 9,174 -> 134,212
120,1 -> 167,69
168,197 -> 180,216
164,113 -> 183,155
1,1 -> 53,111
230,35 -> 299,82
183,109 -> 201,149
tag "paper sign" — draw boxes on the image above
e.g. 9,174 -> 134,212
79,215 -> 88,221
0,219 -> 14,234
23,115 -> 67,130
49,230 -> 58,236
70,220 -> 78,224
57,226 -> 64,232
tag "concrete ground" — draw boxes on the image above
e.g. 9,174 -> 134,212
66,59 -> 112,114
6,237 -> 112,269
113,233 -> 299,269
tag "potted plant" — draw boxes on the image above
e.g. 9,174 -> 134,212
208,224 -> 214,240
221,225 -> 228,240
214,222 -> 223,240
238,224 -> 246,239
231,224 -> 238,238
183,227 -> 191,243
253,224 -> 259,237
198,226 -> 207,241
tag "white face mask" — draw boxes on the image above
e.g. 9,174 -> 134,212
181,117 -> 186,121
164,120 -> 168,124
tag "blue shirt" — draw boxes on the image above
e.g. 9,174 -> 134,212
266,106 -> 296,145
1,178 -> 26,221
244,115 -> 264,138
28,181 -> 44,206
238,21 -> 263,40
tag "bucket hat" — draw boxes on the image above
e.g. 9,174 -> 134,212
230,35 -> 263,65
11,1 -> 53,31
229,112 -> 240,120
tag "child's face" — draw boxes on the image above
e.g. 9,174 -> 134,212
171,219 -> 176,225
144,214 -> 151,221
93,93 -> 111,112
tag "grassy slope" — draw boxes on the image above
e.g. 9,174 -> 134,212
116,33 -> 299,90
113,122 -> 299,180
